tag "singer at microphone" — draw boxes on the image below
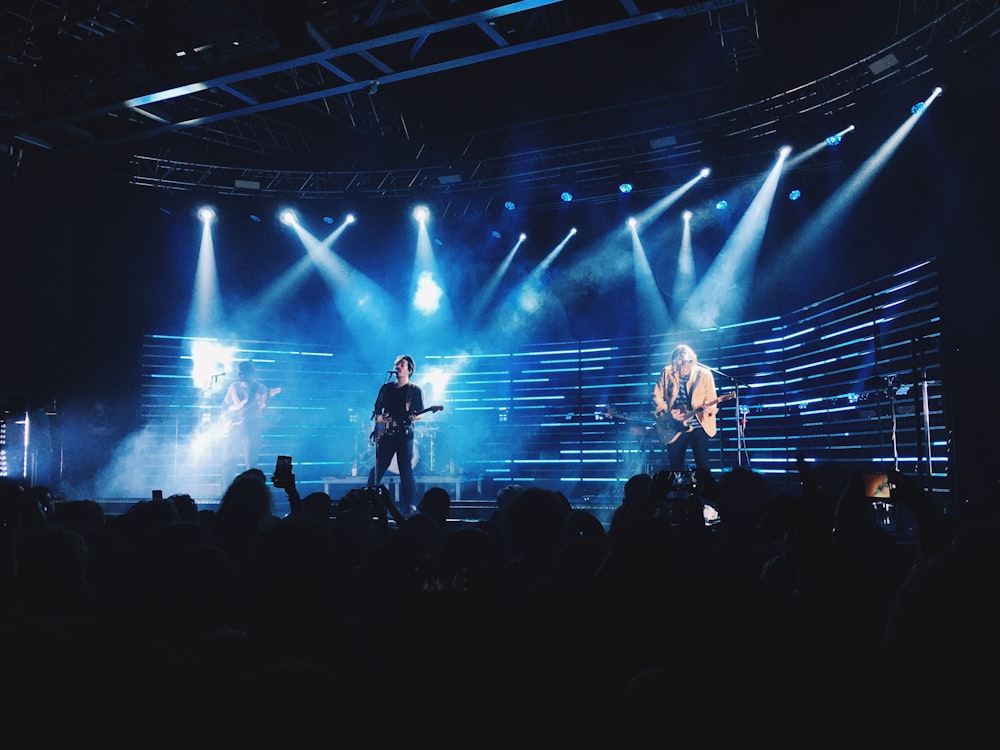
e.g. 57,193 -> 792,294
369,354 -> 425,519
651,342 -> 720,473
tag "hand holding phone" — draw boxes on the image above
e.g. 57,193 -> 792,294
272,455 -> 293,488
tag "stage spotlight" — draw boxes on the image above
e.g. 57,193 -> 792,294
911,101 -> 925,114
570,227 -> 577,235
198,207 -> 215,222
491,230 -> 502,239
715,200 -> 728,210
682,210 -> 692,221
789,189 -> 802,201
279,209 -> 297,225
504,200 -> 516,211
519,233 -> 527,241
323,216 -> 334,224
413,205 -> 430,223
779,145 -> 792,157
560,191 -> 573,203
345,213 -> 356,224
619,182 -> 634,194
627,217 -> 638,229
700,167 -> 711,178
825,134 -> 842,146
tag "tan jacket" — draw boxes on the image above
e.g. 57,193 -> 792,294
653,364 -> 719,437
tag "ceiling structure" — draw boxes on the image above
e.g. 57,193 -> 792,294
1,0 -> 997,215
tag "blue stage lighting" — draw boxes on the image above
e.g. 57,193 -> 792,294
249,213 -> 261,222
560,191 -> 573,203
491,230 -> 502,239
715,199 -> 728,210
911,101 -> 925,114
789,190 -> 801,201
825,134 -> 842,146
504,201 -> 516,211
618,182 -> 633,194
323,216 -> 334,224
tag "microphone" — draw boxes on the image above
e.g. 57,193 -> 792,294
386,369 -> 396,374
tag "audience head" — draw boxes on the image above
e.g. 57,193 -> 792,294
418,486 -> 451,524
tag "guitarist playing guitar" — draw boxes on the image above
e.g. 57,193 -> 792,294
221,360 -> 280,476
652,344 -> 723,472
369,354 -> 443,517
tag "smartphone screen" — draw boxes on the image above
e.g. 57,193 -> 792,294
863,472 -> 892,499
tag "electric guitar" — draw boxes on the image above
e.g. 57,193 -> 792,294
654,392 -> 736,445
223,387 -> 281,433
370,405 -> 443,442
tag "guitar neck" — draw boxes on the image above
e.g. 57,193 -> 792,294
683,393 -> 733,419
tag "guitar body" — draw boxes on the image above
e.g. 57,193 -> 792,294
223,387 -> 281,434
371,405 -> 444,443
654,393 -> 736,446
654,412 -> 687,445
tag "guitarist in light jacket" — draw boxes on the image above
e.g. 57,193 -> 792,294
652,344 -> 718,472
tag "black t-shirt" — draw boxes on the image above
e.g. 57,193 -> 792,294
375,382 -> 424,430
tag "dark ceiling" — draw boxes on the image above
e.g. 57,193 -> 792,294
2,0 -> 997,214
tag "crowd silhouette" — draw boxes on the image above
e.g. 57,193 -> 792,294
0,456 -> 993,748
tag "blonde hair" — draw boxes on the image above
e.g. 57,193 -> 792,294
670,344 -> 696,365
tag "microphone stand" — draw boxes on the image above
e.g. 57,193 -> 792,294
367,370 -> 396,487
697,361 -> 750,468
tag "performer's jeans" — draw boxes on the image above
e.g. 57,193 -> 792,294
373,430 -> 417,511
226,420 -> 262,478
666,427 -> 711,472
